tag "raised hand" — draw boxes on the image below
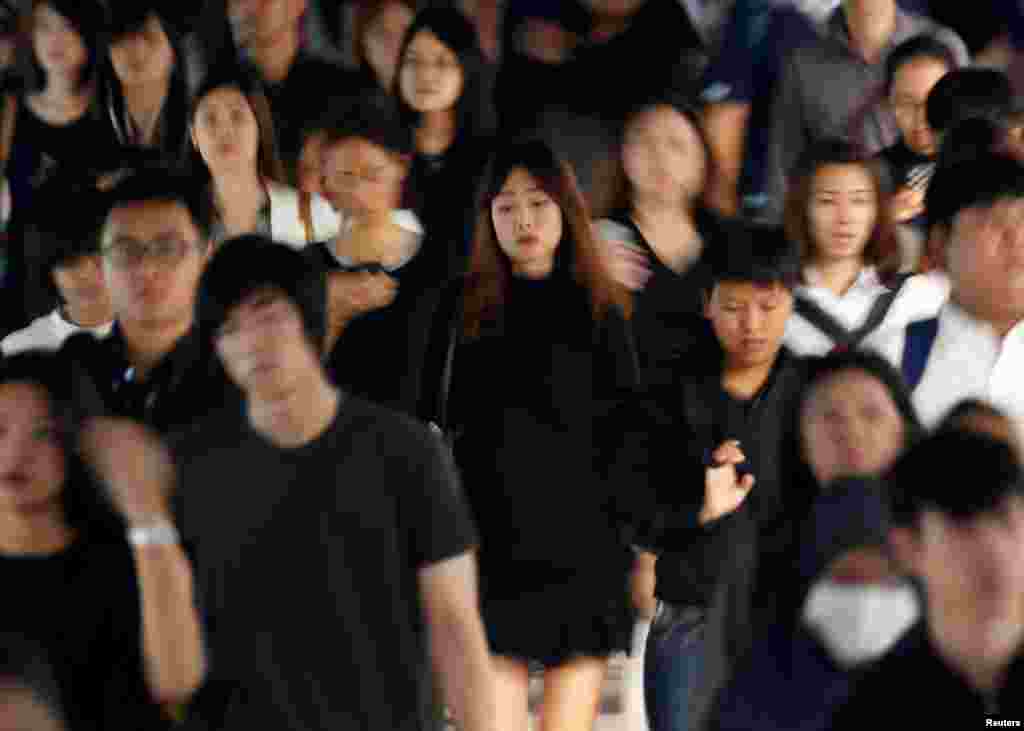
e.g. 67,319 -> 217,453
698,440 -> 755,525
79,417 -> 175,525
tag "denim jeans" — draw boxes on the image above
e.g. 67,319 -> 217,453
644,602 -> 705,731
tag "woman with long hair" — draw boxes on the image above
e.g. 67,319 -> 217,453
2,0 -> 121,332
0,351 -> 204,729
782,139 -> 948,357
355,0 -> 416,95
596,98 -> 716,381
103,3 -> 192,167
188,66 -> 338,248
450,139 -> 637,731
395,7 -> 495,278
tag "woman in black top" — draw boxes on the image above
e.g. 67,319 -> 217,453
450,139 -> 638,731
596,99 -> 715,384
103,3 -> 192,168
355,0 -> 416,97
395,8 -> 495,279
0,351 -> 203,730
4,0 -> 121,332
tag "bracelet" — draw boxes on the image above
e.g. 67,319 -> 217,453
128,518 -> 180,547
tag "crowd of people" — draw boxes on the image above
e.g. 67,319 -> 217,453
2,1 -> 1024,730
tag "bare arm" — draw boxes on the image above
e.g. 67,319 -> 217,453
418,552 -> 497,731
702,102 -> 752,217
81,419 -> 206,705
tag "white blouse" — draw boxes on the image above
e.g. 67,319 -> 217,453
1,309 -> 113,356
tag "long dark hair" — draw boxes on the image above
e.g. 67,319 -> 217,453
23,0 -> 106,93
103,6 -> 191,166
0,351 -> 120,539
188,65 -> 286,184
394,7 -> 496,145
462,138 -> 631,339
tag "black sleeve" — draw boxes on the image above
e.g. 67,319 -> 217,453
656,508 -> 752,608
395,422 -> 479,569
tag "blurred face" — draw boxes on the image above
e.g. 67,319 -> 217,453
192,86 -> 260,175
622,105 -> 707,204
807,164 -> 878,266
802,369 -> 907,486
228,0 -> 305,47
102,200 -> 206,328
321,137 -> 407,217
32,4 -> 88,80
52,254 -> 108,310
889,56 -> 948,157
110,14 -> 175,87
363,2 -> 414,89
491,167 -> 563,279
945,198 -> 1024,327
215,287 -> 316,400
910,497 -> 1024,653
297,131 -> 326,195
705,281 -> 793,369
0,685 -> 65,731
0,383 -> 65,515
399,30 -> 464,114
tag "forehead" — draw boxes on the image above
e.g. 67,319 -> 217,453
323,136 -> 396,167
892,55 -> 949,86
712,280 -> 789,301
812,163 -> 874,190
106,199 -> 199,239
197,86 -> 249,112
496,167 -> 545,196
628,105 -> 696,137
0,381 -> 51,415
811,368 -> 890,403
225,286 -> 296,320
407,29 -> 453,55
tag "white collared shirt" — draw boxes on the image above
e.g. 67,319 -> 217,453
867,303 -> 1024,430
1,309 -> 113,356
784,267 -> 950,357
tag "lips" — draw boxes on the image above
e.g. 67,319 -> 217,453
0,471 -> 29,494
518,235 -> 540,248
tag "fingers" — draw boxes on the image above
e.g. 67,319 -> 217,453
738,473 -> 756,492
711,440 -> 745,466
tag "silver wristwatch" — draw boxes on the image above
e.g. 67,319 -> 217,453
128,518 -> 180,547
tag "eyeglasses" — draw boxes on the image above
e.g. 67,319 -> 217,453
102,236 -> 195,268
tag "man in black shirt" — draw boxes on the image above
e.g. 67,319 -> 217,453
831,430 -> 1024,727
614,222 -> 808,731
58,166 -> 229,434
225,0 -> 371,177
174,235 -> 497,731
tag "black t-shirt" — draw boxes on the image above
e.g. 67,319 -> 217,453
0,538 -> 169,731
172,396 -> 478,731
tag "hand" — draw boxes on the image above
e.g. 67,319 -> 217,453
699,440 -> 755,525
327,271 -> 398,320
599,238 -> 653,292
79,418 -> 175,525
890,186 -> 925,223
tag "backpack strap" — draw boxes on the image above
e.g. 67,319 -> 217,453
796,273 -> 912,351
901,317 -> 940,391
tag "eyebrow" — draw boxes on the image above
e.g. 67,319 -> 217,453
814,188 -> 874,194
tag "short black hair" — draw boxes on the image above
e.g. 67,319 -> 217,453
102,164 -> 215,243
707,219 -> 800,291
926,68 -> 1014,135
196,235 -> 327,355
885,35 -> 956,96
925,147 -> 1024,233
887,430 -> 1024,527
323,94 -> 414,158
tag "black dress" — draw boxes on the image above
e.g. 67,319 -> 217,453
603,209 -> 714,384
449,271 -> 639,667
0,537 -> 169,730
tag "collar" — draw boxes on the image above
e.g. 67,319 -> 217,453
105,320 -> 201,387
940,302 -> 1024,348
801,265 -> 882,297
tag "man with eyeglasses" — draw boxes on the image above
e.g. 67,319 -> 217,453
58,165 -> 232,434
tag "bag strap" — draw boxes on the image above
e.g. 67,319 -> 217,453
0,94 -> 17,174
796,273 -> 912,351
435,278 -> 464,437
901,317 -> 939,392
299,189 -> 314,243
